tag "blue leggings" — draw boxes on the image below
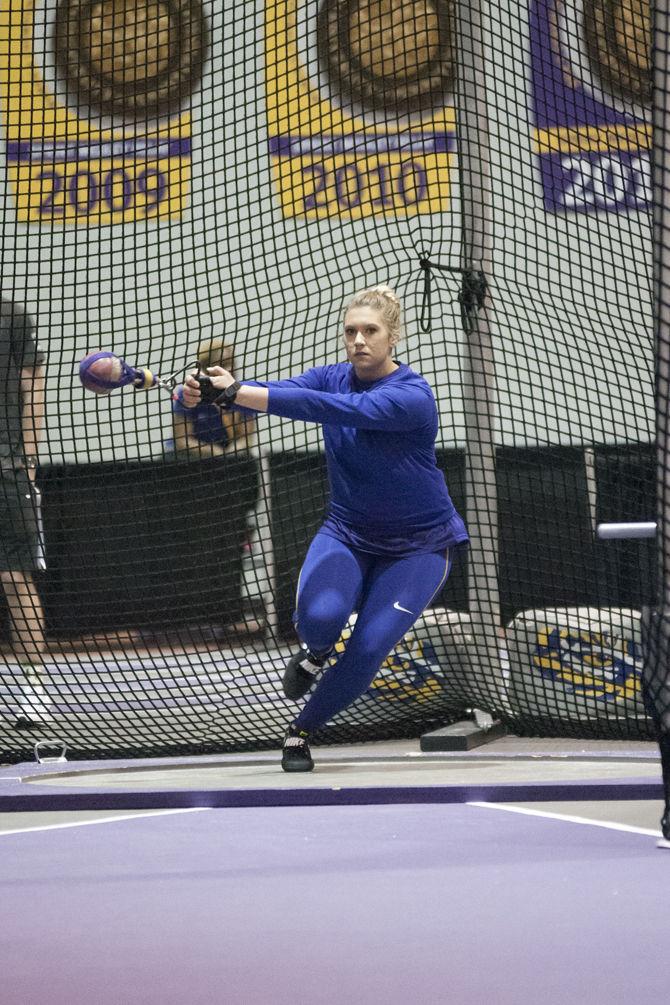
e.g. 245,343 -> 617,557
292,532 -> 453,733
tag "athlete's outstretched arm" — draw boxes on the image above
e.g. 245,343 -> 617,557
181,366 -> 324,413
182,367 -> 434,432
261,384 -> 434,432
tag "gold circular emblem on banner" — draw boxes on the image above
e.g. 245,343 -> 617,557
583,0 -> 651,105
53,0 -> 208,120
318,0 -> 456,118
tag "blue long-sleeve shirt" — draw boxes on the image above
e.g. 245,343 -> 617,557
242,362 -> 468,557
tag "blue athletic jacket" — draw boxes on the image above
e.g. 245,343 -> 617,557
244,362 -> 468,557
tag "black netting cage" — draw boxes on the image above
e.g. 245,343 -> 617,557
0,0 -> 664,763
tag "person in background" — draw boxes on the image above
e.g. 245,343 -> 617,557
0,298 -> 50,727
172,337 -> 255,456
172,337 -> 262,638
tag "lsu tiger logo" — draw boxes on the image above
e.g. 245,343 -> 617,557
532,625 -> 642,703
334,619 -> 446,704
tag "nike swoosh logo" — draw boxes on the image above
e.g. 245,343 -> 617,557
393,601 -> 414,615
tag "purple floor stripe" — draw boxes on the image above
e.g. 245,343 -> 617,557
0,780 -> 662,812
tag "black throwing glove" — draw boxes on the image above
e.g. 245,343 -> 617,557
194,374 -> 223,405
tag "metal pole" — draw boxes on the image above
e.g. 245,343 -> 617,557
254,446 -> 278,639
642,0 -> 670,840
454,0 -> 506,710
597,522 -> 657,539
655,0 -> 670,617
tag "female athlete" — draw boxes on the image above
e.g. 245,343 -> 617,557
180,286 -> 468,770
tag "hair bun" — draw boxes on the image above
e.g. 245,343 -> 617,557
371,284 -> 399,303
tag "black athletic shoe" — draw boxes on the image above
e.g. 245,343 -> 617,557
282,726 -> 314,772
282,645 -> 330,700
657,812 -> 670,849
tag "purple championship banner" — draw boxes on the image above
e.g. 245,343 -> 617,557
530,0 -> 651,214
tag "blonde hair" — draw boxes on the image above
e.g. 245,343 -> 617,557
197,336 -> 234,373
343,285 -> 402,345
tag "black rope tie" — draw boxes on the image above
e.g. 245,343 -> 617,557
419,256 -> 488,334
420,257 -> 463,333
419,257 -> 433,333
458,270 -> 488,335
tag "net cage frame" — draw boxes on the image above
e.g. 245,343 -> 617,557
0,0 -> 664,761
